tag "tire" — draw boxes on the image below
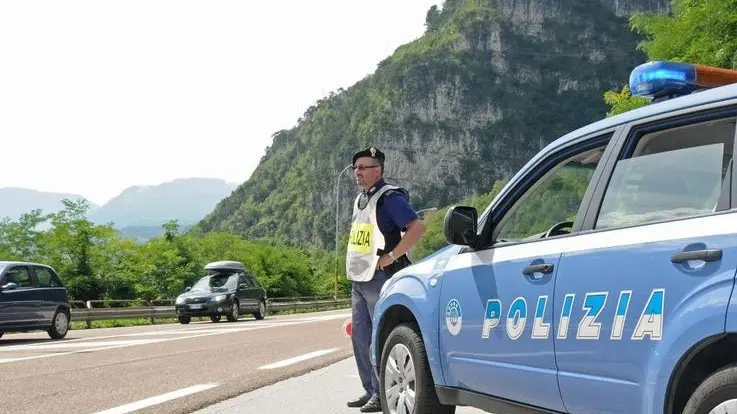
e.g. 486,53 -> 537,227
379,323 -> 455,414
48,308 -> 70,339
0,331 -> 4,339
253,300 -> 266,320
178,315 -> 191,324
226,300 -> 239,322
683,365 -> 737,414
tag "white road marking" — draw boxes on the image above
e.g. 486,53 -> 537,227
0,330 -> 251,363
0,339 -> 161,351
258,348 -> 341,370
90,383 -> 218,414
0,312 -> 351,365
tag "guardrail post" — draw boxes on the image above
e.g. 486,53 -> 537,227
148,300 -> 155,325
85,301 -> 92,329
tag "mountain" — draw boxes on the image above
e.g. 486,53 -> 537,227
197,0 -> 671,249
89,178 -> 237,229
116,224 -> 194,243
0,188 -> 98,221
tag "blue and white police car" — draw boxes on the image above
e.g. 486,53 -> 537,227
370,61 -> 737,414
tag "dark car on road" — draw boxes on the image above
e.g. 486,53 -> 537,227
0,261 -> 71,340
174,261 -> 268,324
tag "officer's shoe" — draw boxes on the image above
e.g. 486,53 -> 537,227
347,393 -> 371,408
360,395 -> 382,412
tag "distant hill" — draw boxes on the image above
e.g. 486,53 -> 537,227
88,178 -> 237,229
117,224 -> 194,243
0,187 -> 98,220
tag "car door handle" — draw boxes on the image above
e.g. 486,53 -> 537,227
671,249 -> 722,263
522,263 -> 554,275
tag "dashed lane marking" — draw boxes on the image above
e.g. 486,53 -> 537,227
90,383 -> 219,414
258,348 -> 341,370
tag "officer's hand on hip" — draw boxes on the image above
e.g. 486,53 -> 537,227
377,253 -> 395,270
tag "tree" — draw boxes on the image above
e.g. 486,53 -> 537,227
603,85 -> 650,117
604,0 -> 737,115
425,5 -> 442,32
0,210 -> 48,260
631,0 -> 737,68
43,198 -> 104,300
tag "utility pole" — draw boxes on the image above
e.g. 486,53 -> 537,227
334,164 -> 353,299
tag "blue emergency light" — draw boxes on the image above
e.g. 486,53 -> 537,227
629,60 -> 737,101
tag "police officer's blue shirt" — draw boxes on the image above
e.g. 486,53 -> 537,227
373,179 -> 419,235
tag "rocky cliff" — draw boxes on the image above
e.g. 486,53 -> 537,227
197,0 -> 670,248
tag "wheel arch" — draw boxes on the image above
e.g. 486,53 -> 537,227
664,333 -> 737,414
374,299 -> 445,386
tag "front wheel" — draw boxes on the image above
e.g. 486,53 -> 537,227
227,300 -> 239,322
684,365 -> 737,414
380,323 -> 455,414
253,300 -> 266,320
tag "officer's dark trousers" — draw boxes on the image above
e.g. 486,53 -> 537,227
351,270 -> 390,398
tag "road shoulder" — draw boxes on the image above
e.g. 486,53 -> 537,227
193,356 -> 486,414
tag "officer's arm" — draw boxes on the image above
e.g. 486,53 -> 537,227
391,218 -> 425,259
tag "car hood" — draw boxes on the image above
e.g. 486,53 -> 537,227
177,290 -> 233,300
381,244 -> 461,295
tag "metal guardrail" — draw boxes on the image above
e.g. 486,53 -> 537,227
68,296 -> 351,326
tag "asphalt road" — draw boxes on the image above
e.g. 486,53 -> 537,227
0,309 -> 354,414
196,356 -> 488,414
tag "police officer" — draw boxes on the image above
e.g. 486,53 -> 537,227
345,146 -> 425,412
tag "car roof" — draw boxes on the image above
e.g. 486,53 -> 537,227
0,261 -> 50,267
544,82 -> 737,156
512,82 -> 737,186
477,81 -> 737,223
204,261 -> 245,272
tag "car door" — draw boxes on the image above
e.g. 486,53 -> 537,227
0,265 -> 41,327
246,273 -> 265,305
438,131 -> 615,412
236,273 -> 256,311
553,110 -> 737,413
243,273 -> 262,311
32,265 -> 65,323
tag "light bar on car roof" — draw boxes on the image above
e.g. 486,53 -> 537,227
629,61 -> 737,100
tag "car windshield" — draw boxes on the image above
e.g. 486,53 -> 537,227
190,273 -> 238,292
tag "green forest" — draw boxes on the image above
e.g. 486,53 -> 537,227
3,0 -> 737,302
0,200 -> 343,301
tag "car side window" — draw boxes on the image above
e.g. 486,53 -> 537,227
595,116 -> 735,230
35,266 -> 62,287
49,268 -> 64,287
495,139 -> 610,243
247,273 -> 261,288
239,273 -> 252,287
3,266 -> 33,287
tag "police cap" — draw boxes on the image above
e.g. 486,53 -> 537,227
352,146 -> 385,166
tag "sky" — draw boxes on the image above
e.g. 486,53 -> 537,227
0,0 -> 439,206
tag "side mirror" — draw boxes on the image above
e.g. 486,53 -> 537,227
443,206 -> 478,246
185,286 -> 191,292
239,284 -> 248,290
0,282 -> 18,291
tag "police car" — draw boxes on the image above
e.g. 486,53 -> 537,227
370,61 -> 737,414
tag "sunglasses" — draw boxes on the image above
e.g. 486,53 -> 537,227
351,165 -> 380,171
